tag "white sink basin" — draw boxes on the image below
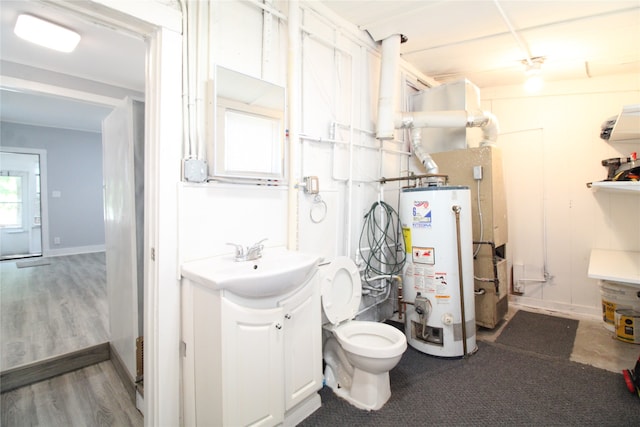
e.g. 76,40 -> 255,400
181,248 -> 319,298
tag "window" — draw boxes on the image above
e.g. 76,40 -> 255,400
0,174 -> 23,228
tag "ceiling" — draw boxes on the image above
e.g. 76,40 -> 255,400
321,0 -> 640,87
0,0 -> 639,133
0,0 -> 146,133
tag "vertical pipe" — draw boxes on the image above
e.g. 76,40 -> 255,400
345,49 -> 356,257
287,1 -> 301,250
186,1 -> 198,159
452,205 -> 468,356
397,276 -> 404,320
261,0 -> 274,79
195,0 -> 208,161
179,0 -> 191,159
376,34 -> 401,140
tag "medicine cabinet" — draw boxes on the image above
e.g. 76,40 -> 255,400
212,66 -> 285,180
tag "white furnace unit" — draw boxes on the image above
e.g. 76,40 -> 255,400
400,185 -> 477,357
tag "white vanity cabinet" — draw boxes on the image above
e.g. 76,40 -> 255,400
221,298 -> 285,426
279,280 -> 322,411
181,271 -> 322,427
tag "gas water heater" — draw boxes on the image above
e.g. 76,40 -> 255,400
400,185 -> 477,357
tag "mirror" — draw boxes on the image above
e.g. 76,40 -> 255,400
212,66 -> 285,180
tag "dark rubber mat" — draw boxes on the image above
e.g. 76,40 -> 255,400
495,310 -> 578,359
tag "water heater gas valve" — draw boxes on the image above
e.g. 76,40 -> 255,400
414,294 -> 431,319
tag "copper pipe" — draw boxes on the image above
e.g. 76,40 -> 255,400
397,276 -> 404,320
378,173 -> 448,184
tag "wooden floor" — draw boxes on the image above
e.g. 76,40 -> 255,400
1,360 -> 143,427
1,253 -> 142,425
0,252 -> 109,370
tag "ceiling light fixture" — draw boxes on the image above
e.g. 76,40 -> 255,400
523,57 -> 545,93
14,14 -> 80,53
493,0 -> 545,93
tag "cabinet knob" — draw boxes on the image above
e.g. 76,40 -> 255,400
275,323 -> 282,330
284,314 -> 291,319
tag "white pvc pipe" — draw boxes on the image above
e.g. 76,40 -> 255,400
376,34 -> 402,140
287,0 -> 301,250
179,0 -> 191,158
346,50 -> 357,257
196,0 -> 208,161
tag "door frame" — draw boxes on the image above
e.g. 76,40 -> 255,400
3,1 -> 183,425
0,147 -> 48,257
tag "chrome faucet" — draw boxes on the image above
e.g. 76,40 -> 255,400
227,238 -> 267,262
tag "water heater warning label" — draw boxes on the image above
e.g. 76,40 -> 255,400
412,200 -> 432,228
412,246 -> 435,265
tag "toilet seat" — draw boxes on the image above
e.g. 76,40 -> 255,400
321,257 -> 361,325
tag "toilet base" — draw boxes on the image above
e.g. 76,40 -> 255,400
328,368 -> 391,411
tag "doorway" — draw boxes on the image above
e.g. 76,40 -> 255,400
0,0 -> 145,381
0,151 -> 43,260
0,1 -> 183,422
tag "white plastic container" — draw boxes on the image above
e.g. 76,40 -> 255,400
615,309 -> 640,344
600,280 -> 640,332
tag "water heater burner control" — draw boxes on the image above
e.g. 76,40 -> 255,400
441,313 -> 454,325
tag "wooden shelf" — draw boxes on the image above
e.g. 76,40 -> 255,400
589,181 -> 640,193
608,104 -> 640,142
588,249 -> 640,286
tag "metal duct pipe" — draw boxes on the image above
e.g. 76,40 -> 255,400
397,110 -> 499,172
410,127 -> 439,174
396,109 -> 499,144
477,110 -> 499,145
395,110 -> 468,129
376,34 -> 402,140
375,34 -> 500,174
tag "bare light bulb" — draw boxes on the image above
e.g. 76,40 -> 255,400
523,60 -> 544,93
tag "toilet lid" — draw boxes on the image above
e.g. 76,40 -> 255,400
321,257 -> 361,324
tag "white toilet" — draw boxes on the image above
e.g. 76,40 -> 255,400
320,257 -> 407,411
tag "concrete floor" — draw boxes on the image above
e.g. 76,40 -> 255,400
477,303 -> 639,373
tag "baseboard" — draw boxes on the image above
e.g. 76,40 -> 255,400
0,342 -> 110,393
509,295 -> 601,321
109,343 -> 136,404
44,244 -> 106,257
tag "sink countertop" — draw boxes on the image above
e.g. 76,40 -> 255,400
181,247 -> 320,299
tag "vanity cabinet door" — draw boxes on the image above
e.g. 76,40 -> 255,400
279,276 -> 322,410
221,298 -> 284,427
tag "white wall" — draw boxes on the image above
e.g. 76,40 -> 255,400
179,2 -> 426,268
1,122 -> 105,255
481,74 -> 640,317
105,0 -> 639,422
178,0 -> 289,261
